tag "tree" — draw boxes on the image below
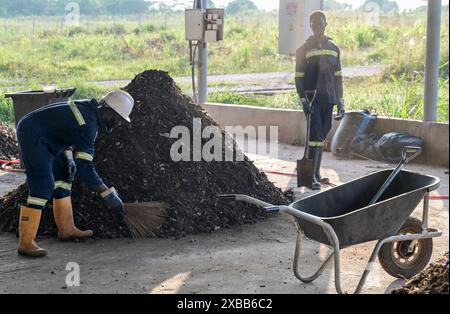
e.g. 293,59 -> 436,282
225,0 -> 258,16
103,0 -> 148,15
69,0 -> 102,15
0,0 -> 46,16
0,0 -> 149,16
148,0 -> 189,13
413,4 -> 450,14
324,0 -> 352,12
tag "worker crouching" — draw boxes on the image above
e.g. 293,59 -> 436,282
16,90 -> 135,257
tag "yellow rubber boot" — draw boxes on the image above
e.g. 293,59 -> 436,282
53,197 -> 93,241
18,206 -> 48,258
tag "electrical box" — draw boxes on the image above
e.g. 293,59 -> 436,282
185,8 -> 224,42
204,8 -> 224,42
185,9 -> 206,41
278,0 -> 323,55
204,30 -> 217,42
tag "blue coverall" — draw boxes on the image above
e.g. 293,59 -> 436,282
295,36 -> 344,148
16,99 -> 104,210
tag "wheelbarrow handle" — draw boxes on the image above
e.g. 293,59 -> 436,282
218,194 -> 274,208
263,206 -> 281,213
218,195 -> 237,202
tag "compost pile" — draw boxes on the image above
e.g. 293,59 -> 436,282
0,121 -> 19,160
392,253 -> 449,294
0,70 -> 288,238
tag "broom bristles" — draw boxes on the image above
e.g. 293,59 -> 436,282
123,202 -> 169,239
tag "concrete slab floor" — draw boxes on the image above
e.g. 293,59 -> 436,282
0,141 -> 448,294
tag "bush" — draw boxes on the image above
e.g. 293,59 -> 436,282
110,24 -> 127,35
94,24 -> 127,35
66,26 -> 87,37
228,26 -> 245,36
159,31 -> 176,42
133,23 -> 156,34
0,96 -> 14,125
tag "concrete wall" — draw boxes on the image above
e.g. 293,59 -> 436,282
202,103 -> 449,167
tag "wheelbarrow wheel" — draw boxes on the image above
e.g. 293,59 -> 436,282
378,217 -> 433,279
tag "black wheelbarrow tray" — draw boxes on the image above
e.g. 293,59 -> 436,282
219,169 -> 442,294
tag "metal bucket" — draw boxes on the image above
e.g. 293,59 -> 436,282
5,88 -> 76,126
331,110 -> 377,158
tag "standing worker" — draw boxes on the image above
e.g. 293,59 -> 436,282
295,10 -> 346,190
16,90 -> 135,258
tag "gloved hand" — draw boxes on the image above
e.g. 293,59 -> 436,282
64,150 -> 77,183
335,99 -> 346,121
101,187 -> 126,220
300,98 -> 312,115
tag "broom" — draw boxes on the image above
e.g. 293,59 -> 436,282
123,202 -> 169,239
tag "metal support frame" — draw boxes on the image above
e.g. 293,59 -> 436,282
424,0 -> 442,122
195,0 -> 208,105
284,198 -> 441,294
423,192 -> 430,229
293,230 -> 334,283
220,194 -> 443,294
292,223 -> 442,294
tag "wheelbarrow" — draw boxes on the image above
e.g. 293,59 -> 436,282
219,148 -> 442,294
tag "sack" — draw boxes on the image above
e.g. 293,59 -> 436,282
351,133 -> 382,161
376,132 -> 424,163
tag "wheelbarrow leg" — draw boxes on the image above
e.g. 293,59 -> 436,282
352,240 -> 384,294
332,237 -> 380,294
352,229 -> 442,294
290,226 -> 353,294
301,213 -> 375,295
293,230 -> 334,283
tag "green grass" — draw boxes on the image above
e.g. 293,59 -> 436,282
209,75 -> 449,123
0,11 -> 448,124
0,97 -> 13,125
209,91 -> 299,110
0,12 -> 447,84
0,13 -> 287,84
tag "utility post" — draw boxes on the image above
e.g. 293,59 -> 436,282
424,0 -> 442,122
186,2 -> 224,105
196,0 -> 208,105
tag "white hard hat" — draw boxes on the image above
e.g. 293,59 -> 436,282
102,90 -> 135,123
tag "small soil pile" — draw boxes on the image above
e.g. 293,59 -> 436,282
392,253 -> 449,294
0,70 -> 288,238
0,121 -> 19,160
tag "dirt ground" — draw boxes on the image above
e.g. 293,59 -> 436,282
0,141 -> 448,294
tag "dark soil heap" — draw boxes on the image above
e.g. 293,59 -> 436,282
0,70 -> 288,238
0,121 -> 19,160
392,253 -> 449,294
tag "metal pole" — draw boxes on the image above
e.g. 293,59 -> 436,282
197,0 -> 208,104
422,192 -> 430,229
424,0 -> 442,122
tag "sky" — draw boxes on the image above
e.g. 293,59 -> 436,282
211,0 -> 450,11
